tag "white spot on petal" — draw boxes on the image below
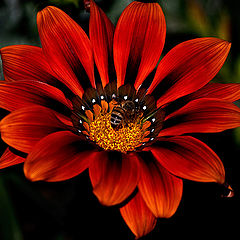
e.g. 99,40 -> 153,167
143,106 -> 147,110
152,118 -> 156,122
92,98 -> 96,103
124,95 -> 128,100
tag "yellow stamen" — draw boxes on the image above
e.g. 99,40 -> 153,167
89,112 -> 145,153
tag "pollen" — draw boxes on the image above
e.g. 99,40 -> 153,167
89,113 -> 144,153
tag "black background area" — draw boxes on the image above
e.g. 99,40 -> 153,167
0,130 -> 239,240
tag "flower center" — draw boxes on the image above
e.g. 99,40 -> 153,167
89,112 -> 144,153
71,83 -> 165,153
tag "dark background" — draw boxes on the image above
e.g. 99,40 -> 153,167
0,0 -> 240,239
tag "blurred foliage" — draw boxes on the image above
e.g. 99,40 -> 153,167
0,178 -> 23,240
0,0 -> 240,239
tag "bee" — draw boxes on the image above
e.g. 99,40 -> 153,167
110,100 -> 140,129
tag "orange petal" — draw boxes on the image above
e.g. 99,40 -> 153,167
89,152 -> 139,206
142,121 -> 151,131
101,100 -> 108,113
186,82 -> 240,102
0,80 -> 71,112
37,6 -> 94,97
149,136 -> 225,183
89,0 -> 114,87
143,131 -> 150,137
159,98 -> 240,137
113,1 -> 166,89
82,130 -> 89,136
0,106 -> 68,153
0,45 -> 56,83
0,147 -> 24,169
137,154 -> 183,218
142,138 -> 150,143
24,131 -> 96,182
147,38 -> 231,107
85,110 -> 94,122
120,192 -> 157,239
109,99 -> 118,112
93,104 -> 102,116
83,122 -> 90,132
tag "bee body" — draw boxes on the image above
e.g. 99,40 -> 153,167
110,100 -> 140,129
110,106 -> 125,128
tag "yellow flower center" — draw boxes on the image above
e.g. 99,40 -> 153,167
89,112 -> 144,153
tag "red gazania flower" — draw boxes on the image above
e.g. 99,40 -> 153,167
0,0 -> 239,238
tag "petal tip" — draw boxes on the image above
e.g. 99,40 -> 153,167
23,166 -> 40,182
217,175 -> 225,185
37,5 -> 60,19
216,38 -> 231,54
221,39 -> 232,50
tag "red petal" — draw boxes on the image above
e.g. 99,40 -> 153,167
137,155 -> 183,218
0,80 -> 71,112
89,0 -> 114,88
0,147 -> 24,169
149,136 -> 225,183
120,192 -> 157,239
147,38 -> 231,107
89,152 -> 139,206
186,82 -> 240,102
0,45 -> 56,83
113,1 -> 166,89
160,98 -> 240,136
24,131 -> 96,182
37,6 -> 94,97
0,106 -> 68,153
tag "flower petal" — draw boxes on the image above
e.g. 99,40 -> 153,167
113,1 -> 166,89
0,106 -> 68,153
24,131 -> 96,182
0,80 -> 72,112
89,0 -> 114,88
186,82 -> 240,102
137,154 -> 183,218
37,6 -> 94,97
0,147 -> 24,169
149,136 -> 225,183
89,152 -> 139,206
160,98 -> 240,136
147,38 -> 231,107
120,192 -> 157,239
164,82 -> 240,116
0,45 -> 56,83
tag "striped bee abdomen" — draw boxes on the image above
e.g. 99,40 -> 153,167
110,106 -> 125,128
